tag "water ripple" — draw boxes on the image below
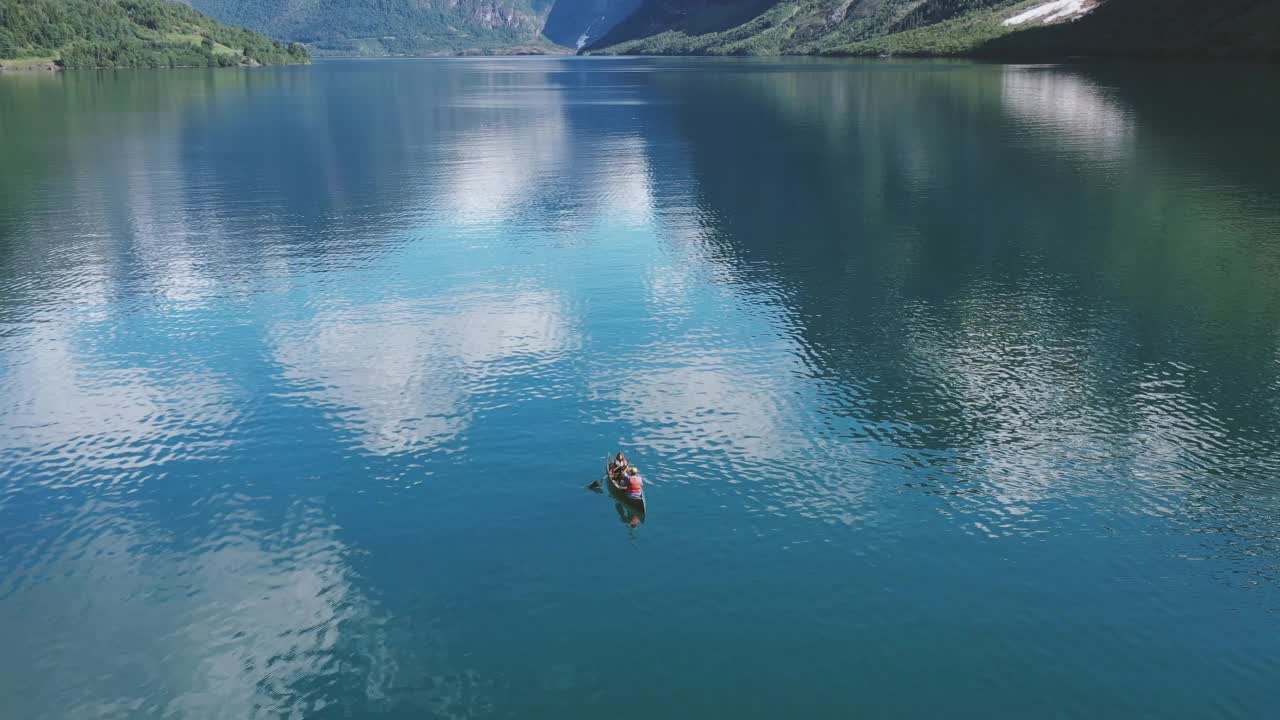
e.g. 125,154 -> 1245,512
2,57 -> 1280,718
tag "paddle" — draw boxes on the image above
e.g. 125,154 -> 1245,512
588,453 -> 607,491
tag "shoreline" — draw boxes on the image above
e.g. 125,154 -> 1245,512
0,59 -> 310,73
8,51 -> 1277,72
0,59 -> 60,73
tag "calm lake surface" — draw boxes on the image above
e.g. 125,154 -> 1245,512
2,57 -> 1280,718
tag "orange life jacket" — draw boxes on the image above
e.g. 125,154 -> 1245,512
628,474 -> 643,495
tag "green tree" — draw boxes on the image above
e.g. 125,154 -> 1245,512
0,28 -> 19,58
0,0 -> 308,67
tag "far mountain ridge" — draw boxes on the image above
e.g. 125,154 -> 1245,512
179,0 -> 1280,60
583,0 -> 1022,54
584,0 -> 1278,60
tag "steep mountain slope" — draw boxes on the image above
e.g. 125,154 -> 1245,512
34,0 -> 1264,59
585,0 -> 1019,54
974,0 -> 1280,61
186,0 -> 564,55
0,0 -> 308,68
586,0 -> 1280,60
543,0 -> 643,49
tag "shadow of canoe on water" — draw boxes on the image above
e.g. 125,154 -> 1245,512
586,478 -> 646,528
613,499 -> 645,529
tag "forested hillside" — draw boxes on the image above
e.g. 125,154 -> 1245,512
585,0 -> 1280,60
187,0 -> 564,55
0,0 -> 308,68
585,0 -> 1018,54
8,0 -> 1273,61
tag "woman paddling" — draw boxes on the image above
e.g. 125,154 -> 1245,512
609,452 -> 629,480
591,452 -> 629,491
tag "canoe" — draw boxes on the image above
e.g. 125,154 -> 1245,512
606,464 -> 647,514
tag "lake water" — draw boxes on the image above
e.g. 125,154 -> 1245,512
2,58 -> 1280,718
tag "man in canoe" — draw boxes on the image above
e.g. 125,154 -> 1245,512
624,466 -> 644,499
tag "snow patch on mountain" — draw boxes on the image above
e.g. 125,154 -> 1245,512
1004,0 -> 1098,27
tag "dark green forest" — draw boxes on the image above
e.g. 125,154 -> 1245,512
0,0 -> 309,68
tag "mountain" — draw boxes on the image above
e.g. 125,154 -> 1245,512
543,0 -> 643,49
0,0 -> 309,68
23,0 -> 1265,60
584,0 -> 1019,54
968,0 -> 1280,61
185,0 -> 567,56
584,0 -> 1280,60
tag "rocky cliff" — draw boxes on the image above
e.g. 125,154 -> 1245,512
187,0 -> 562,55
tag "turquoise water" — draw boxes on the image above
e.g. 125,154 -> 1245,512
2,58 -> 1280,718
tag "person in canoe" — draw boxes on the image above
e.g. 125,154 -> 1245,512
623,466 -> 644,499
590,452 -> 630,491
609,452 -> 629,480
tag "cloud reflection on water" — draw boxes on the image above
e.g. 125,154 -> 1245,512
0,318 -> 237,475
271,289 -> 574,455
1001,65 -> 1136,160
0,501 -> 397,719
3,58 -> 1280,719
